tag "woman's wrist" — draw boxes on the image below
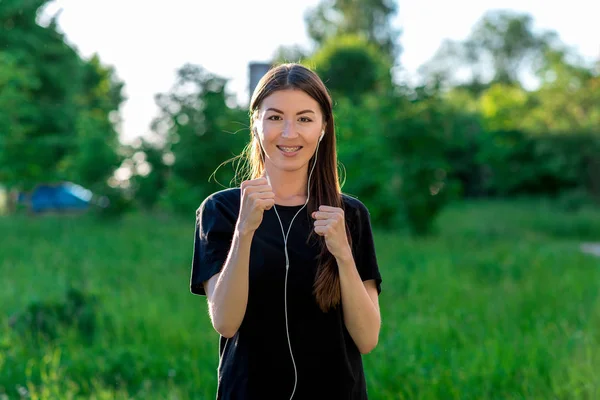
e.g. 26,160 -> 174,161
235,222 -> 255,240
335,247 -> 355,267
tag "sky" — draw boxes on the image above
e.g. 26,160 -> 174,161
40,0 -> 599,144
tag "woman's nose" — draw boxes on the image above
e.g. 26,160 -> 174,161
281,120 -> 298,138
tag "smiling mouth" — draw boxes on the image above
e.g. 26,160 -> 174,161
277,146 -> 302,153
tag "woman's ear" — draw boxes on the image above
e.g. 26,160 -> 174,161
320,124 -> 327,141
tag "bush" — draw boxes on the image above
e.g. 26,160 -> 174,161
478,130 -> 600,197
308,34 -> 393,103
556,187 -> 598,212
8,287 -> 100,345
385,89 -> 463,235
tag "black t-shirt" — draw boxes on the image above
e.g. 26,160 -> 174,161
190,188 -> 382,400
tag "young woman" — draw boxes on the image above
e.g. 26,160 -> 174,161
190,63 -> 382,400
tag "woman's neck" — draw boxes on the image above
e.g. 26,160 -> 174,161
264,163 -> 309,206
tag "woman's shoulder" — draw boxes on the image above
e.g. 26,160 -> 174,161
340,193 -> 371,220
196,187 -> 241,219
203,187 -> 241,204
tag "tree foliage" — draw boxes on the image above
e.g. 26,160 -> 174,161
305,0 -> 400,60
0,0 -> 124,193
142,64 -> 248,214
3,1 -> 599,233
419,10 -> 558,90
308,34 -> 393,103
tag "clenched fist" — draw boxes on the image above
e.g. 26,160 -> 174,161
312,205 -> 352,261
236,178 -> 275,235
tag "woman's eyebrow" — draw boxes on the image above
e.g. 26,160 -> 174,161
296,109 -> 316,115
265,107 -> 316,115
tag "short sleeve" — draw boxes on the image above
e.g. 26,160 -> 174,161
349,200 -> 382,295
190,194 -> 236,296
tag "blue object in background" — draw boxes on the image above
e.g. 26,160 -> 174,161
26,182 -> 94,213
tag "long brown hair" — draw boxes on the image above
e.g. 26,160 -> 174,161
242,63 -> 350,313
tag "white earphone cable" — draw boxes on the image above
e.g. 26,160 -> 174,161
272,138 -> 320,400
257,130 -> 322,400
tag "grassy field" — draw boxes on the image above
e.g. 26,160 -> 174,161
1,198 -> 600,399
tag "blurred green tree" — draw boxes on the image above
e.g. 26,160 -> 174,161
385,87 -> 463,235
0,52 -> 40,187
524,48 -> 600,133
419,10 -> 556,92
0,0 -> 82,190
63,55 -> 125,193
479,83 -> 529,131
126,139 -> 170,211
305,0 -> 400,61
0,0 -> 125,195
308,34 -> 393,103
145,64 -> 248,214
332,94 -> 400,229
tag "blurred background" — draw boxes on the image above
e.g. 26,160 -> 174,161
1,0 -> 600,398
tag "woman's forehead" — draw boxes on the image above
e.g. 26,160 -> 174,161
260,89 -> 321,114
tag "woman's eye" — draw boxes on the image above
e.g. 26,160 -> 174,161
299,117 -> 312,123
267,115 -> 282,121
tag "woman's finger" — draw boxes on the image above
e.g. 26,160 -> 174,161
258,199 -> 275,210
318,205 -> 343,214
250,191 -> 275,200
314,226 -> 328,236
312,211 -> 338,220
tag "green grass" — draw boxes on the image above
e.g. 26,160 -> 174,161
1,199 -> 600,399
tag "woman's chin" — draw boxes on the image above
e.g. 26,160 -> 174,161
269,159 -> 309,173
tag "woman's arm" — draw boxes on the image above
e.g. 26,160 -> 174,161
312,205 -> 381,354
203,178 -> 274,338
337,253 -> 381,354
203,227 -> 253,338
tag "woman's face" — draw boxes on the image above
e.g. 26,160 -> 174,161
255,88 -> 325,174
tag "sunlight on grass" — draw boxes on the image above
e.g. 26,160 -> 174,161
0,186 -> 7,216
